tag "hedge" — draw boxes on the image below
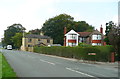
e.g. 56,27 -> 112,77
34,45 -> 114,62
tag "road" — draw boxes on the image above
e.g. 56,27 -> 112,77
0,49 -> 118,78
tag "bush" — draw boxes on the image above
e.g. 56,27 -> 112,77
34,45 -> 114,62
78,43 -> 91,47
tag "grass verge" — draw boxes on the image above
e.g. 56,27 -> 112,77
0,52 -> 17,78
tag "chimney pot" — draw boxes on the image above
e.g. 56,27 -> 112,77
100,25 -> 103,34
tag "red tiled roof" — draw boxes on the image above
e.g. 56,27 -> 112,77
77,32 -> 92,37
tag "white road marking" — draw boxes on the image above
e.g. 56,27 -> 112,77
40,59 -> 55,65
66,67 -> 99,79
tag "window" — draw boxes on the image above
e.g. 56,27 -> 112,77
92,34 -> 101,40
79,37 -> 86,43
98,35 -> 101,40
68,34 -> 77,39
97,43 -> 101,46
28,45 -> 32,47
38,39 -> 41,41
68,43 -> 76,47
47,39 -> 50,43
92,43 -> 97,46
92,43 -> 101,46
28,38 -> 32,42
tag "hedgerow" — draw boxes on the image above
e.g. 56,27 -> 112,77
34,45 -> 114,62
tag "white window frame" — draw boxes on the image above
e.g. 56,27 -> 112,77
92,34 -> 102,40
67,34 -> 77,39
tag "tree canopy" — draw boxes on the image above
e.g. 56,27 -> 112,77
29,29 -> 41,35
3,24 -> 25,48
104,21 -> 116,44
11,33 -> 23,49
105,21 -> 115,36
41,14 -> 94,45
108,26 -> 120,61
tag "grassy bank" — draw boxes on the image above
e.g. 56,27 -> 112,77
0,52 -> 17,78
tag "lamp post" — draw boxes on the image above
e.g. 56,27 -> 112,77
22,27 -> 25,38
21,27 -> 26,51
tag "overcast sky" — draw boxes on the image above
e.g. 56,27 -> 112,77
0,0 -> 119,41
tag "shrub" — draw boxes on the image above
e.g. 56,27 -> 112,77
34,45 -> 114,62
78,43 -> 92,47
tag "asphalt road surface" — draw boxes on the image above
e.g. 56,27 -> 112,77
0,49 -> 118,79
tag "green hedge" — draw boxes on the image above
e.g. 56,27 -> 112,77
34,45 -> 114,62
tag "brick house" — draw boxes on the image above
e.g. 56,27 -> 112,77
64,26 -> 106,46
21,34 -> 53,52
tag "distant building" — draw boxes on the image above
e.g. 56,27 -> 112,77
64,26 -> 106,47
21,34 -> 53,52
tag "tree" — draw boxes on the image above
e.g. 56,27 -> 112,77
41,14 -> 94,45
11,33 -> 23,49
105,21 -> 115,36
41,14 -> 74,45
29,29 -> 41,35
108,26 -> 120,61
105,21 -> 116,44
4,24 -> 26,48
73,21 -> 94,32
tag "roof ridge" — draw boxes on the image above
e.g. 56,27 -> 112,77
78,32 -> 91,33
25,34 -> 51,39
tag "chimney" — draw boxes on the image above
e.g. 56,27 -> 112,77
64,27 -> 67,34
100,25 -> 103,34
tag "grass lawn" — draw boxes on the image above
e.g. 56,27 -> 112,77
0,52 -> 17,78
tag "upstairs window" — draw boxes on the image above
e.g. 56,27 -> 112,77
92,34 -> 101,40
68,34 -> 77,39
28,38 -> 32,42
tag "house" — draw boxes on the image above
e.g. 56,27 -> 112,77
21,34 -> 53,52
64,26 -> 106,46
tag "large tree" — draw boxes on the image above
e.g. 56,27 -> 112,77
3,24 -> 25,48
41,14 -> 74,45
105,21 -> 115,36
41,14 -> 94,45
104,21 -> 116,44
108,26 -> 120,61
